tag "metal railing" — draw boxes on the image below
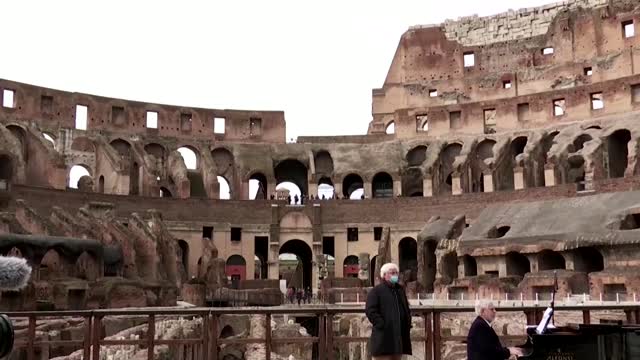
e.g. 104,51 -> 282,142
5,304 -> 640,360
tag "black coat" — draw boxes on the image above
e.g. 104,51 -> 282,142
467,316 -> 510,360
365,282 -> 412,356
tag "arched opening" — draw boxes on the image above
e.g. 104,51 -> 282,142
68,165 -> 91,189
144,143 -> 166,170
314,151 -> 334,175
177,240 -> 189,282
472,140 -> 495,192
177,147 -> 198,170
42,132 -> 56,148
279,240 -> 313,290
225,255 -> 247,289
276,182 -> 302,204
402,167 -> 423,197
423,240 -> 437,292
385,121 -> 395,134
506,252 -> 530,277
511,136 -> 528,160
538,250 -> 566,271
0,155 -> 13,183
218,176 -> 230,199
607,129 -> 631,178
398,237 -> 417,282
407,146 -> 428,167
249,173 -> 267,200
98,175 -> 104,193
220,325 -> 235,339
442,252 -> 458,282
160,187 -> 172,197
439,143 -> 462,195
487,225 -> 510,238
342,173 -> 364,199
40,248 -> 65,280
110,139 -> 132,158
317,177 -> 334,199
572,247 -> 604,273
211,148 -> 235,176
568,155 -> 585,190
571,134 -> 592,152
274,159 -> 308,198
7,125 -> 27,161
372,172 -> 393,198
462,255 -> 477,277
343,255 -> 359,278
130,162 -> 140,195
370,255 -> 378,286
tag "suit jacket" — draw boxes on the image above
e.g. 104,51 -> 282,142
467,316 -> 511,360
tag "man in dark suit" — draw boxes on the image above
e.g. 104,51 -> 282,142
467,300 -> 523,360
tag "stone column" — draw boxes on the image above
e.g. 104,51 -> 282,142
423,178 -> 433,197
267,182 -> 277,199
333,182 -> 342,199
452,175 -> 462,195
393,180 -> 402,197
308,182 -> 318,198
364,182 -> 373,199
514,168 -> 525,190
483,173 -> 494,192
544,167 -> 556,187
240,180 -> 250,200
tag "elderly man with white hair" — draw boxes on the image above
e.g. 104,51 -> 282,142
365,262 -> 412,360
467,299 -> 523,360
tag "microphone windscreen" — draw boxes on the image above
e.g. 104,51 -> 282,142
0,256 -> 32,290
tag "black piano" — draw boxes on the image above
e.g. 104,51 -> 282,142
519,323 -> 640,359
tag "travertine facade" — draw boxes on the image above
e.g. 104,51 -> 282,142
1,0 -> 640,311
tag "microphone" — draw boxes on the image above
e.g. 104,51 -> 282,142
0,256 -> 32,290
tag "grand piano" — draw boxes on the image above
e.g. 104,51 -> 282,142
518,323 -> 640,359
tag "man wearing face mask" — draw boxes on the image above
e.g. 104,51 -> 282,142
365,262 -> 412,360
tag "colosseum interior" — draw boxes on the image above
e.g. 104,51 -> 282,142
2,0 -> 640,358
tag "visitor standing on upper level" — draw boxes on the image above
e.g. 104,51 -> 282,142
365,262 -> 412,360
467,300 -> 523,360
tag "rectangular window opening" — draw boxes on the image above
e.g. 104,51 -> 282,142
449,111 -> 462,129
591,92 -> 604,110
416,114 -> 428,132
231,227 -> 242,241
374,227 -> 383,241
584,67 -> 593,76
623,20 -> 635,38
463,52 -> 475,67
75,105 -> 88,130
503,80 -> 512,89
112,106 -> 125,125
214,117 -> 226,134
146,111 -> 158,129
347,227 -> 359,242
249,117 -> 262,136
322,236 -> 335,257
41,95 -> 53,114
483,108 -> 496,134
517,103 -> 530,122
553,99 -> 565,117
542,47 -> 554,55
2,89 -> 15,108
429,89 -> 438,97
202,226 -> 213,240
180,113 -> 192,131
632,84 -> 640,103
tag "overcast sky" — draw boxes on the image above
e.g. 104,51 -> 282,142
2,0 -> 553,140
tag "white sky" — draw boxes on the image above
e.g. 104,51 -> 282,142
2,0 -> 553,140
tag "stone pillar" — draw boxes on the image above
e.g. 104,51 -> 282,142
498,257 -> 507,277
267,182 -> 277,199
358,253 -> 370,281
333,182 -> 343,199
308,182 -> 318,198
585,170 -> 595,191
393,180 -> 402,197
514,168 -> 525,190
483,173 -> 494,192
335,254 -> 345,278
364,182 -> 373,199
452,175 -> 462,195
544,168 -> 556,187
423,178 -> 433,197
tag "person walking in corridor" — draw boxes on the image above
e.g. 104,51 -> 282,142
365,262 -> 412,360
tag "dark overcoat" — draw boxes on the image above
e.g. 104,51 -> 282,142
365,281 -> 412,356
467,316 -> 511,360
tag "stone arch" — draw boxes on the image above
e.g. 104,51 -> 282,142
542,131 -> 559,163
398,237 -> 417,281
372,172 -> 393,198
571,134 -> 592,152
145,143 -> 166,169
472,139 -> 495,192
71,137 -> 95,153
177,240 -> 189,282
249,172 -> 268,200
317,176 -> 334,199
279,240 -> 313,290
487,225 -> 511,239
40,248 -> 65,280
177,146 -> 199,170
506,251 -> 530,277
606,129 -> 631,178
98,175 -> 105,193
274,159 -> 308,196
6,125 -> 27,161
211,147 -> 234,175
109,138 -> 132,157
571,247 -> 604,273
160,187 -> 172,197
567,155 -> 585,189
538,250 -> 566,271
342,173 -> 364,199
314,150 -> 334,175
462,255 -> 477,277
402,167 -> 423,197
511,136 -> 528,160
439,143 -> 462,195
220,325 -> 235,339
385,121 -> 395,134
75,251 -> 100,281
217,176 -> 231,199
406,145 -> 428,167
68,164 -> 92,189
0,154 -> 14,182
226,255 -> 246,288
343,255 -> 359,278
